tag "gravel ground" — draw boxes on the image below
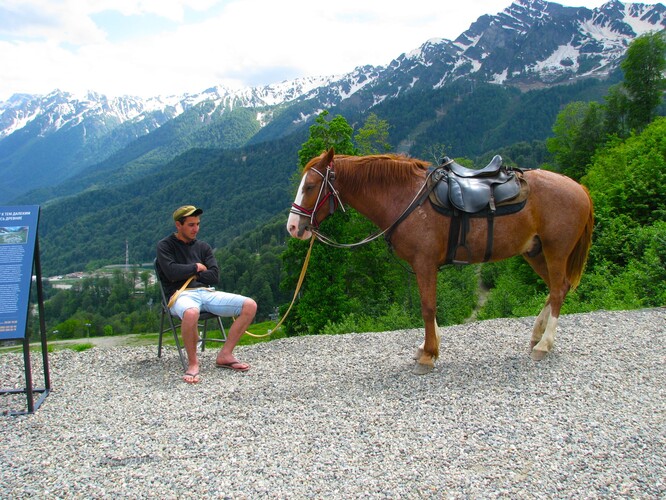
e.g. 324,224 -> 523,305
1,308 -> 664,498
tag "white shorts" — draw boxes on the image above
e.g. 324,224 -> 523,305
170,288 -> 247,319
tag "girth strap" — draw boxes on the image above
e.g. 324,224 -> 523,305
485,212 -> 494,262
446,211 -> 468,265
445,210 -> 495,265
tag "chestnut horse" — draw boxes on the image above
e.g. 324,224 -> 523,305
286,149 -> 593,374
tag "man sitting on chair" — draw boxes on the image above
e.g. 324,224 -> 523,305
156,205 -> 257,384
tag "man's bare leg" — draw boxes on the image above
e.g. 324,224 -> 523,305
181,307 -> 201,383
216,299 -> 257,370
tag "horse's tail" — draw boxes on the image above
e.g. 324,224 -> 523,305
567,187 -> 594,290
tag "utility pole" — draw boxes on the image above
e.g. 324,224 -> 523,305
125,239 -> 129,272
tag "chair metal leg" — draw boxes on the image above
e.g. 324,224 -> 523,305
158,311 -> 166,358
200,317 -> 227,352
154,258 -> 187,371
218,317 -> 227,342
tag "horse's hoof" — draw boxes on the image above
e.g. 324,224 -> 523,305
530,348 -> 548,361
412,362 -> 434,375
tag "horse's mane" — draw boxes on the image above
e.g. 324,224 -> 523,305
304,153 -> 431,196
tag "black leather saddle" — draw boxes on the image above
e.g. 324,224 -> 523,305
434,155 -> 521,213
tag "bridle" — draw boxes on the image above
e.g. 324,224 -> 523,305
289,161 -> 345,232
290,159 -> 438,249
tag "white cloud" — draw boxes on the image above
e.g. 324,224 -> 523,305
0,0 -> 658,101
0,1 -> 105,44
87,0 -> 221,21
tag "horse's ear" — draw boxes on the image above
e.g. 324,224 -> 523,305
325,148 -> 335,163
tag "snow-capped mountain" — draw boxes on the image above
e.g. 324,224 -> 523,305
0,74 -> 340,140
450,0 -> 665,85
0,0 -> 664,203
355,0 -> 665,101
3,1 -> 662,140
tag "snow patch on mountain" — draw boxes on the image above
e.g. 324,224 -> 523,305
532,43 -> 581,76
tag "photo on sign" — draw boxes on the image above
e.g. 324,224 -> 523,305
0,227 -> 29,245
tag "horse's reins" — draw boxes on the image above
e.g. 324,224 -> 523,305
296,161 -> 438,249
167,276 -> 195,309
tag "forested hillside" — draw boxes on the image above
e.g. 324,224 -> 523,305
367,77 -> 616,160
39,132 -> 305,273
36,109 -> 665,340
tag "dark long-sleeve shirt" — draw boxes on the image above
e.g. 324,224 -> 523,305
156,233 -> 219,299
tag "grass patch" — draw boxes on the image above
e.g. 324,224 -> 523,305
1,341 -> 96,355
0,320 -> 286,356
68,343 -> 94,352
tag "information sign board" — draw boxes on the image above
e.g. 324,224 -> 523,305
0,205 -> 40,340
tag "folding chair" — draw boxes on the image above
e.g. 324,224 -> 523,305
154,259 -> 227,370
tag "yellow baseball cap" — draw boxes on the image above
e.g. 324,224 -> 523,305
173,205 -> 203,221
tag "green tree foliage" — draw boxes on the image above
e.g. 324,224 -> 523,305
547,101 -> 589,175
621,31 -> 666,132
584,117 -> 666,224
354,113 -> 391,154
295,112 -> 359,333
283,111 -> 359,335
478,258 -> 549,320
296,110 -> 357,166
436,266 -> 478,326
603,84 -> 630,138
288,112 -> 409,333
582,116 -> 666,271
546,101 -> 605,179
33,269 -> 162,340
547,33 -> 666,180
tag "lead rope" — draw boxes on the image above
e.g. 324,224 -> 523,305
167,275 -> 195,309
240,234 -> 316,338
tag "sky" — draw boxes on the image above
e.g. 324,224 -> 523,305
0,0 -> 661,102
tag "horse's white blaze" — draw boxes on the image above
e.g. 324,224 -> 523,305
286,173 -> 312,240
